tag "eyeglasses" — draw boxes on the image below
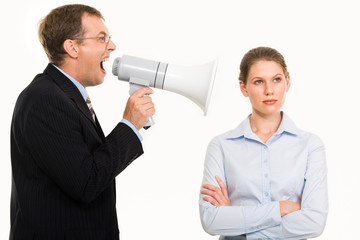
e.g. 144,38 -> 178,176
72,35 -> 111,44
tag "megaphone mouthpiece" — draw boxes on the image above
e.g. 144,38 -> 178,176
112,57 -> 121,76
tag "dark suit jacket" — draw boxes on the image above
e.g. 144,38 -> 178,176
10,64 -> 143,240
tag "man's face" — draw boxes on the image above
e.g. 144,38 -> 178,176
76,14 -> 116,87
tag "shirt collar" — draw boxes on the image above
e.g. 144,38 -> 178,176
226,112 -> 299,140
52,64 -> 88,101
276,112 -> 299,136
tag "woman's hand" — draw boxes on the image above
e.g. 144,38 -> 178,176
279,200 -> 301,217
201,175 -> 231,207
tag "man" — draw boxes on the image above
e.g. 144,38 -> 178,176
10,4 -> 155,239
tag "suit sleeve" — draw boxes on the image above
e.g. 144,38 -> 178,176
23,91 -> 143,203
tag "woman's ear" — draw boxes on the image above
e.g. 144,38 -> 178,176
239,80 -> 249,97
63,39 -> 79,59
286,75 -> 291,92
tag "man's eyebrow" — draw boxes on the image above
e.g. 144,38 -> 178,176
97,31 -> 107,36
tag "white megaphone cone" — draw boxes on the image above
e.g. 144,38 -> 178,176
112,55 -> 218,129
163,60 -> 217,115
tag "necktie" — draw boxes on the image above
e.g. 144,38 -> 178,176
86,96 -> 96,122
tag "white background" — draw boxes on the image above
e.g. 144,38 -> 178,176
1,0 -> 359,239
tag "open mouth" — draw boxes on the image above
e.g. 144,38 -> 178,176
100,58 -> 109,74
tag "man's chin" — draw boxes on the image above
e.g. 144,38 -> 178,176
94,77 -> 105,86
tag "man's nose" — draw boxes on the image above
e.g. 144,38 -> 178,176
107,39 -> 116,52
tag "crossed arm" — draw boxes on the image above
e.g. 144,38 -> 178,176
199,136 -> 328,239
201,176 -> 301,217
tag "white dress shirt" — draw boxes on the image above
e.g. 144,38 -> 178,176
199,112 -> 328,240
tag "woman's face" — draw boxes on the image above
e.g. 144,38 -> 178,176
240,60 -> 290,117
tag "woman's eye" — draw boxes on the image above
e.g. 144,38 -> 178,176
254,80 -> 262,85
274,77 -> 281,82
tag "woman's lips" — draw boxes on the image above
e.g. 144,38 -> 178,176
263,99 -> 277,105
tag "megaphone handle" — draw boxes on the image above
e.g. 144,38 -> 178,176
129,82 -> 155,130
143,116 -> 155,129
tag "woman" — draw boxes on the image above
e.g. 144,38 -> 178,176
199,47 -> 328,240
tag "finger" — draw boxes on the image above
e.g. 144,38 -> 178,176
201,188 -> 225,205
202,184 -> 221,192
215,175 -> 229,197
140,96 -> 154,105
141,101 -> 155,112
131,97 -> 152,108
128,94 -> 154,111
133,87 -> 154,97
202,184 -> 225,200
202,196 -> 220,207
200,189 -> 218,199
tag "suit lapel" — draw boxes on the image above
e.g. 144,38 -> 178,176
43,64 -> 105,138
94,115 -> 106,141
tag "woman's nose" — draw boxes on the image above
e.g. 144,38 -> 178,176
265,83 -> 274,96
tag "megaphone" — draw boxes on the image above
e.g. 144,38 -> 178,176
112,55 -> 217,129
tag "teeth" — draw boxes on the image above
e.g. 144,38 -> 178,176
102,58 -> 109,62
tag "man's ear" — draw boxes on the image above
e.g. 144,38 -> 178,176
63,39 -> 79,59
239,80 -> 249,97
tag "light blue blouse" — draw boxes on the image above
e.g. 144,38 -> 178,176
199,113 -> 328,240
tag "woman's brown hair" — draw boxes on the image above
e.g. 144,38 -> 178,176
239,47 -> 289,85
